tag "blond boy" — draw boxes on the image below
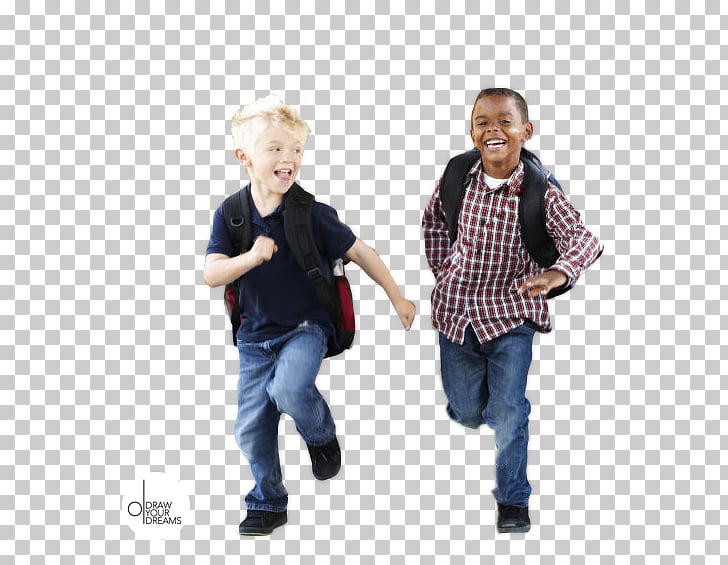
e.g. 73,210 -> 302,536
205,96 -> 415,535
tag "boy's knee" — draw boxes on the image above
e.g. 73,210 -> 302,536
459,419 -> 482,430
268,379 -> 311,414
447,405 -> 483,429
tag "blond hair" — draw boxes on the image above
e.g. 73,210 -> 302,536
230,95 -> 310,153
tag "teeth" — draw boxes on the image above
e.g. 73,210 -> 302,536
486,140 -> 505,147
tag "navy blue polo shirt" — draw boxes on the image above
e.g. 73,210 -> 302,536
206,185 -> 356,343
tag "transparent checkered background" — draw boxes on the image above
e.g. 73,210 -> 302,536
3,0 -> 726,563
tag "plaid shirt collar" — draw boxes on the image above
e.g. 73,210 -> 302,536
466,158 -> 526,197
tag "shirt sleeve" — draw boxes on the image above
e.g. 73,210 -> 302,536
205,205 -> 235,257
422,179 -> 451,277
312,202 -> 357,260
544,184 -> 602,286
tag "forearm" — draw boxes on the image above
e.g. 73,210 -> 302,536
203,252 -> 261,288
550,227 -> 601,285
346,239 -> 406,305
422,184 -> 450,275
546,187 -> 602,284
423,231 -> 449,276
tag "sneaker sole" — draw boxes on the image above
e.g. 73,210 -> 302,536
313,466 -> 341,481
497,524 -> 531,534
239,518 -> 287,536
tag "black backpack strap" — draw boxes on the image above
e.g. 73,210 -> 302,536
439,148 -> 481,246
439,147 -> 569,298
221,186 -> 253,346
222,186 -> 253,256
519,151 -> 572,299
521,147 -> 563,192
518,152 -> 559,269
440,148 -> 561,261
282,184 -> 340,322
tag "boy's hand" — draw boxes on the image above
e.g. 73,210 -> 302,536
250,236 -> 278,265
395,299 -> 416,330
518,270 -> 568,298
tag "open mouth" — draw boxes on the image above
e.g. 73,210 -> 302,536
485,139 -> 506,149
275,169 -> 292,181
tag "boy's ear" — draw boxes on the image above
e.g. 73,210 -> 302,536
234,148 -> 251,167
522,121 -> 534,143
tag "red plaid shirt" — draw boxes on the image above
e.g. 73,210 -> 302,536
423,159 -> 601,345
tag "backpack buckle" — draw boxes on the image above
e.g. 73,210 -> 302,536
307,267 -> 324,281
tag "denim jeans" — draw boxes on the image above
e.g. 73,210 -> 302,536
438,323 -> 536,507
234,323 -> 335,512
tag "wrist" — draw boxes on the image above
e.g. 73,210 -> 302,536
242,247 -> 262,268
547,269 -> 568,287
389,290 -> 407,305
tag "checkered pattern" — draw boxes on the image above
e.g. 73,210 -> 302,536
423,160 -> 601,344
3,1 -> 726,563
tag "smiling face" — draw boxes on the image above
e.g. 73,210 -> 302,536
235,123 -> 305,197
470,94 -> 533,179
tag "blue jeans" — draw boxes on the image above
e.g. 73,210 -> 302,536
438,323 -> 536,507
234,323 -> 335,512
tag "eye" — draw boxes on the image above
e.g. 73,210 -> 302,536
500,120 -> 510,125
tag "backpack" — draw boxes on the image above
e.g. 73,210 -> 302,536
439,147 -> 571,299
221,183 -> 355,357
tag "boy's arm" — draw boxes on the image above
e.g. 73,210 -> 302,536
422,180 -> 451,277
519,185 -> 601,297
344,238 -> 416,330
203,236 -> 278,288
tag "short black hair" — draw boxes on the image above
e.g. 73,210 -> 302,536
472,88 -> 529,123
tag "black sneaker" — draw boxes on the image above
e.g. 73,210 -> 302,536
306,437 -> 341,480
497,504 -> 531,533
239,510 -> 287,536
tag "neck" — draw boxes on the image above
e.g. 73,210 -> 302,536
480,155 -> 518,180
250,183 -> 285,216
